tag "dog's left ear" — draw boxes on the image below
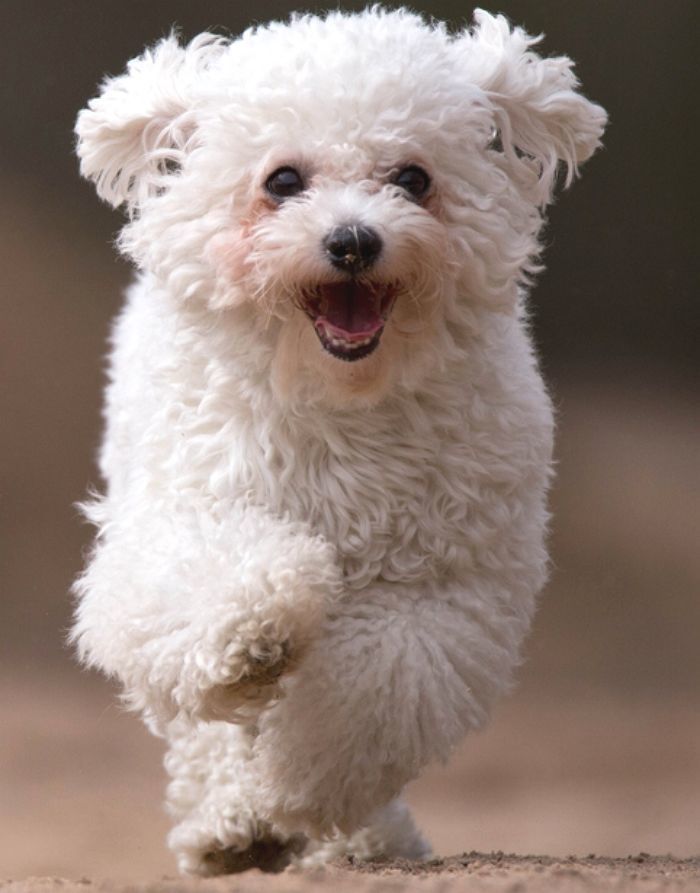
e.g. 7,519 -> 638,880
460,10 -> 607,206
75,33 -> 225,213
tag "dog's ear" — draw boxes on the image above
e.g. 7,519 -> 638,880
75,33 -> 224,212
461,10 -> 607,206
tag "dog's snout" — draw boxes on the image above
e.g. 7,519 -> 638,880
323,224 -> 382,274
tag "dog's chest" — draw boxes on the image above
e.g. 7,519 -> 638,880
234,402 -> 497,589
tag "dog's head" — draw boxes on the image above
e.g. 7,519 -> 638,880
77,8 -> 606,405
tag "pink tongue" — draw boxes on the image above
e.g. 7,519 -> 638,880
318,283 -> 383,339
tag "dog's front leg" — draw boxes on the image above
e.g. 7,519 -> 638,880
251,577 -> 533,837
71,499 -> 341,732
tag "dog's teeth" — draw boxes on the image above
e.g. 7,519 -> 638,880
319,327 -> 380,356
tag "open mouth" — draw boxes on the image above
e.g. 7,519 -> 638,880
301,282 -> 397,362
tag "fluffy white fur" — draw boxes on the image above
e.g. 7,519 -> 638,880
72,7 -> 605,875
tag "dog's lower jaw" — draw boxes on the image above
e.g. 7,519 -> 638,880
318,345 -> 395,407
272,314 -> 397,408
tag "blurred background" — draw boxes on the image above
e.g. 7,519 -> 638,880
1,0 -> 698,881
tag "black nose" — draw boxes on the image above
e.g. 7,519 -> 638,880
323,224 -> 383,274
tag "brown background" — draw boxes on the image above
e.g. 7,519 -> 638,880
1,0 -> 698,882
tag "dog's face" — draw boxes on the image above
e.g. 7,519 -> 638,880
77,9 -> 605,405
205,123 -> 450,401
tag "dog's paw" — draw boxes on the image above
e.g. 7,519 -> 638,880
160,556 -> 341,726
242,638 -> 293,685
198,640 -> 295,721
170,810 -> 306,877
201,833 -> 307,875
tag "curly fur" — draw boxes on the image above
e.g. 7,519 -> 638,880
72,6 -> 605,875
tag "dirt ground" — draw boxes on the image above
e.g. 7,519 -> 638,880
3,854 -> 700,893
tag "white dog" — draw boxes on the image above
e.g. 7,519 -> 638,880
72,7 -> 605,875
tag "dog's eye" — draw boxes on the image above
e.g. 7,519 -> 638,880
393,165 -> 431,200
265,166 -> 305,200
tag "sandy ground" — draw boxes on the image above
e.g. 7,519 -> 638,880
3,854 -> 700,893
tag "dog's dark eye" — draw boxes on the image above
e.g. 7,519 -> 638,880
393,165 -> 431,200
265,166 -> 305,200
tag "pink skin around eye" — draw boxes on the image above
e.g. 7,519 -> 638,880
208,229 -> 253,282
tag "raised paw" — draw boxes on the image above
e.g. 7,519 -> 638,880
243,639 -> 292,685
198,640 -> 295,722
169,555 -> 338,725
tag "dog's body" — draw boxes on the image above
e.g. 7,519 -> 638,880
72,8 -> 605,874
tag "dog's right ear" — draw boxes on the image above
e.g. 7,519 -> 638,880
75,33 -> 225,212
